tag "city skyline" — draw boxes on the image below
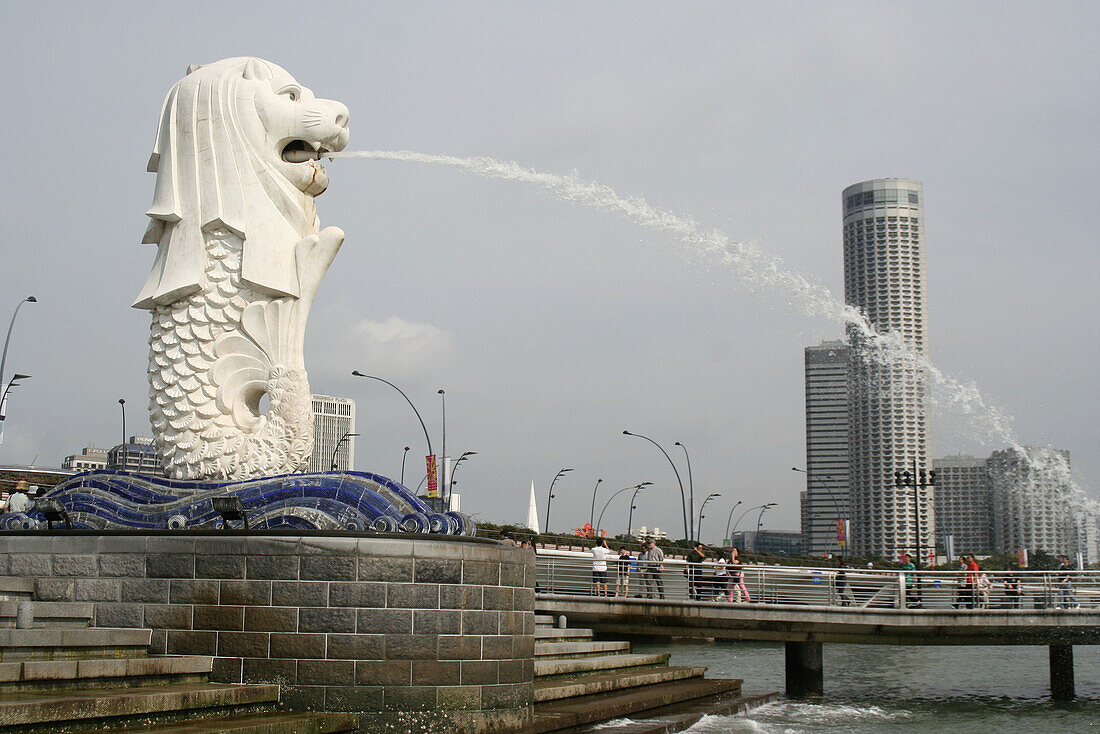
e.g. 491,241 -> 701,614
0,3 -> 1097,540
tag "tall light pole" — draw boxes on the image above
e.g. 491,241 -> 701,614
697,492 -> 721,545
0,374 -> 30,421
674,442 -> 696,541
623,431 -> 688,542
118,398 -> 127,471
544,468 -> 573,535
437,389 -> 446,505
730,503 -> 769,545
331,431 -> 360,470
0,296 -> 37,407
894,464 -> 935,570
755,502 -> 777,558
400,446 -> 410,485
352,371 -> 434,497
588,478 -> 604,530
723,500 -> 743,545
596,482 -> 651,534
793,466 -> 846,558
447,451 -> 476,508
627,483 -> 650,542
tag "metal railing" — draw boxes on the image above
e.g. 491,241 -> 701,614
535,551 -> 1100,611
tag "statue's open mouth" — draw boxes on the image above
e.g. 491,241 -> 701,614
281,140 -> 332,164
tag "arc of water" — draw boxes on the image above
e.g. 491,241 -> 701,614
327,149 -> 1084,497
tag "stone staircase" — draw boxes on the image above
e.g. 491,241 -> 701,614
0,603 -> 356,733
531,613 -> 746,733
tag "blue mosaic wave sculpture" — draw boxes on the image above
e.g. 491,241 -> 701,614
1,470 -> 475,535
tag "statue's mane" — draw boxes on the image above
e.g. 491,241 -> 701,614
133,57 -> 314,309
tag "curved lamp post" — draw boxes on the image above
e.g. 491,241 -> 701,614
0,296 -> 37,405
544,468 -> 573,535
793,466 -> 846,558
400,446 -> 410,485
353,371 -> 434,495
754,502 -> 777,557
331,431 -> 360,470
697,492 -> 721,545
437,389 -> 446,497
626,483 -> 651,542
447,451 -> 477,504
0,374 -> 30,422
588,478 -> 604,530
623,431 -> 688,542
674,442 -> 696,541
596,482 -> 651,534
730,503 -> 769,543
723,500 -> 743,545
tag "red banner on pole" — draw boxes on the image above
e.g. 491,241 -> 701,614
836,518 -> 846,543
426,455 -> 438,497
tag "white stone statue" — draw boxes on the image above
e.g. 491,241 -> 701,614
132,58 -> 349,480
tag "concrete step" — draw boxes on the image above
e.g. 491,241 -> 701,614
534,627 -> 594,642
534,665 -> 708,702
0,655 -> 212,693
0,579 -> 34,602
535,640 -> 631,659
534,652 -> 670,678
0,681 -> 279,730
101,711 -> 359,733
0,628 -> 151,661
532,677 -> 744,734
535,614 -> 556,626
0,602 -> 94,629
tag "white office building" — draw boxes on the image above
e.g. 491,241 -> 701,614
932,455 -> 993,555
843,179 -> 932,559
989,446 -> 1076,555
801,340 -> 850,556
308,395 -> 356,473
62,447 -> 110,473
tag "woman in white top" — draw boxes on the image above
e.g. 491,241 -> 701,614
591,538 -> 611,597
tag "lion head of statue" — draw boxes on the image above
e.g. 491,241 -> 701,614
133,57 -> 350,309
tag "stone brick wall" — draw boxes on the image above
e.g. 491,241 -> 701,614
0,532 -> 534,732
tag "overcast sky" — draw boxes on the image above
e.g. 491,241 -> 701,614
1,1 -> 1096,542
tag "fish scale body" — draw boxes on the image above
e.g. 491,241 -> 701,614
146,228 -> 313,480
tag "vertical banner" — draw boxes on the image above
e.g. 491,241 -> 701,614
426,455 -> 438,497
944,534 -> 955,566
1017,548 -> 1029,568
835,518 -> 846,544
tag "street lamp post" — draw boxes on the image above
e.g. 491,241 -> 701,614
118,398 -> 127,471
627,483 -> 650,542
697,492 -> 721,545
0,296 -> 37,406
894,464 -> 936,570
588,478 -> 604,530
729,503 -> 771,547
437,389 -> 446,503
331,431 -> 360,470
0,374 -> 31,421
596,482 -> 651,534
723,500 -> 743,545
623,431 -> 689,542
352,371 -> 434,497
674,442 -> 696,541
446,451 -> 476,509
544,468 -> 573,535
792,467 -> 846,558
400,446 -> 410,485
754,503 -> 777,559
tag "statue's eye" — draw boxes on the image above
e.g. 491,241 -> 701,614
278,86 -> 301,102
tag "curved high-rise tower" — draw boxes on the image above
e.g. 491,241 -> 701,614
842,179 -> 932,560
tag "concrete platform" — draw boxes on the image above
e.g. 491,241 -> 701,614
535,627 -> 595,641
534,666 -> 708,702
535,652 -> 670,678
534,640 -> 631,658
0,602 -> 94,629
101,711 -> 359,733
0,578 -> 34,601
0,655 -> 212,693
0,627 -> 151,661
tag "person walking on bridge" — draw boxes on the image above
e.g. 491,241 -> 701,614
727,547 -> 751,603
641,539 -> 665,599
964,555 -> 981,609
687,542 -> 706,600
1057,555 -> 1079,609
591,538 -> 611,597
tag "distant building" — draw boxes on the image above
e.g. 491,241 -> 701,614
631,526 -> 668,541
933,455 -> 993,554
989,446 -> 1075,555
308,395 -> 356,473
731,530 -> 802,556
801,340 -> 850,556
843,179 -> 931,560
106,437 -> 160,474
62,447 -> 109,473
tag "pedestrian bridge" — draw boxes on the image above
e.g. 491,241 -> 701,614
534,551 -> 1100,700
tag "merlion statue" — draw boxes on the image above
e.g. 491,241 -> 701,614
132,57 -> 350,480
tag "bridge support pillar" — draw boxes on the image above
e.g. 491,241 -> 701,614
785,640 -> 823,698
1049,644 -> 1074,701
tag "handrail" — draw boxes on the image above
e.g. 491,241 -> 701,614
533,551 -> 1098,611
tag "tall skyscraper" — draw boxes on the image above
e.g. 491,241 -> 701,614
309,395 -> 356,473
842,179 -> 931,559
801,340 -> 850,556
932,455 -> 992,555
